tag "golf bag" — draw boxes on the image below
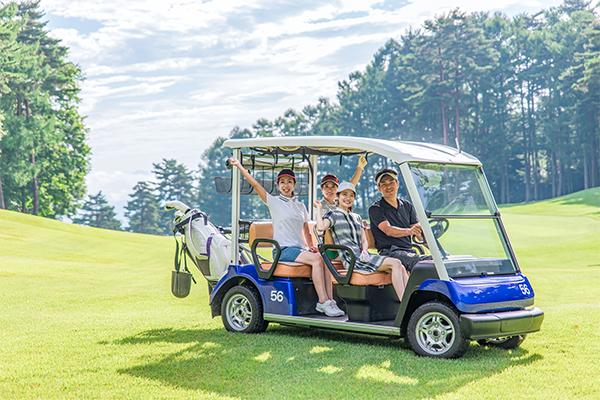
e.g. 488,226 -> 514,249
166,201 -> 231,284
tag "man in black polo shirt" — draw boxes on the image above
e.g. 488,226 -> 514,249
368,168 -> 433,272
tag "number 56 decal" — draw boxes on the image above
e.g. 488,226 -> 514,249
270,290 -> 284,302
519,284 -> 531,296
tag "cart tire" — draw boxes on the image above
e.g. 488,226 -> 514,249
407,301 -> 469,359
478,335 -> 525,350
221,285 -> 268,333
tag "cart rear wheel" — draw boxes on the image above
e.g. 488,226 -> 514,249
221,285 -> 268,333
407,301 -> 469,359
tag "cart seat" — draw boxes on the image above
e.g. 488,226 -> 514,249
323,228 -> 392,286
332,271 -> 392,286
320,227 -> 397,322
249,221 -> 320,279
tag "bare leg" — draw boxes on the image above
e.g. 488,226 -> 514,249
295,251 -> 329,304
377,258 -> 408,301
324,267 -> 334,299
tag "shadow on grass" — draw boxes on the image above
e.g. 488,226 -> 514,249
113,325 -> 543,400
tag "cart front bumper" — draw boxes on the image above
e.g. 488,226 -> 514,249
460,307 -> 544,340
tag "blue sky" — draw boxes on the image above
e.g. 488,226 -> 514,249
41,0 -> 562,220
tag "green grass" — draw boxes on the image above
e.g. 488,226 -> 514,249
1,188 -> 599,399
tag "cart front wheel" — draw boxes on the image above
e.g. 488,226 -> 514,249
407,301 -> 469,359
221,285 -> 268,333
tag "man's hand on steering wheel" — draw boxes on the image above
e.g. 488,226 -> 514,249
409,224 -> 426,244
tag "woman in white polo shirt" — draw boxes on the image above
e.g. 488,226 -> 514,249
229,157 -> 344,317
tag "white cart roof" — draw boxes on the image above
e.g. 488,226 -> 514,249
224,136 -> 481,166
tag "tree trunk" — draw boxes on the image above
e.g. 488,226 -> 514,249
528,87 -> 538,201
501,163 -> 507,204
584,146 -> 589,190
455,87 -> 460,146
21,188 -> 26,213
506,163 -> 510,203
442,103 -> 449,146
30,149 -> 39,215
520,83 -> 531,202
438,49 -> 449,146
591,135 -> 598,188
0,171 -> 5,209
25,100 -> 39,215
551,151 -> 556,198
558,138 -> 563,197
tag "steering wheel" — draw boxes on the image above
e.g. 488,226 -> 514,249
429,218 -> 450,238
412,217 -> 450,245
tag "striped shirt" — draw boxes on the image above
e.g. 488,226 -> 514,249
324,209 -> 386,273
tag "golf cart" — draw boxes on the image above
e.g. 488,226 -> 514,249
169,136 -> 544,359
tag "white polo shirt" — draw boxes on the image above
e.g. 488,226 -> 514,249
265,194 -> 309,248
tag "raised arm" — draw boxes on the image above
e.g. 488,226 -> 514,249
349,155 -> 368,186
229,157 -> 268,203
313,200 -> 331,232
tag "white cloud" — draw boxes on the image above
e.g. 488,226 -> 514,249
40,0 -> 562,219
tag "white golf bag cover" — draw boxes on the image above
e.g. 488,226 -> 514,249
167,201 -> 231,282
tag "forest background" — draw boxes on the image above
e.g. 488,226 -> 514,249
0,0 -> 598,233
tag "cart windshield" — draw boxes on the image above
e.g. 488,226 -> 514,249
409,163 -> 518,277
409,163 -> 493,215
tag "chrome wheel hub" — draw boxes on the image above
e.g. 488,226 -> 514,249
416,312 -> 456,355
226,294 -> 252,331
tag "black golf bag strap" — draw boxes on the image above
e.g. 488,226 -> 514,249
173,237 -> 197,284
174,211 -> 207,234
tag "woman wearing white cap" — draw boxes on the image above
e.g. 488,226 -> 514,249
314,182 -> 410,301
229,157 -> 344,317
318,155 -> 368,216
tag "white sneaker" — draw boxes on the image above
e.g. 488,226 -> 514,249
316,300 -> 344,317
328,300 -> 344,315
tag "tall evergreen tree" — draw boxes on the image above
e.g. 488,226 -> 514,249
72,191 -> 121,230
125,182 -> 162,235
0,0 -> 89,217
152,158 -> 194,234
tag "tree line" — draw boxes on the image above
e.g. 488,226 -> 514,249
117,0 -> 600,233
75,159 -> 195,234
13,1 -> 596,234
0,1 -> 89,217
190,0 -> 599,228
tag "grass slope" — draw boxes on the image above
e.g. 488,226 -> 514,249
1,188 -> 599,399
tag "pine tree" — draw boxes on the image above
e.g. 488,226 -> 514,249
72,191 -> 121,230
152,158 -> 194,234
0,0 -> 89,216
124,182 -> 163,235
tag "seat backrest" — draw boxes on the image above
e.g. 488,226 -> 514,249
248,221 -> 274,248
248,221 -> 317,248
325,227 -> 377,251
364,228 -> 376,250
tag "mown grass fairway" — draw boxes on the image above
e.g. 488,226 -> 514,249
1,188 -> 599,399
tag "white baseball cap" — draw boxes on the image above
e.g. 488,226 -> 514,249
336,181 -> 356,194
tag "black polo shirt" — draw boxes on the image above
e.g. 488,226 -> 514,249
368,197 -> 418,252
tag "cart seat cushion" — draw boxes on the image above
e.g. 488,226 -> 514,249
259,260 -> 344,278
259,262 -> 312,278
332,270 -> 392,286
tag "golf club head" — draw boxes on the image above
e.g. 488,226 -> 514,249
165,200 -> 190,213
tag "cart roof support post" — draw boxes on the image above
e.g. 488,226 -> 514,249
399,162 -> 449,281
231,148 -> 241,265
308,154 -> 318,220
